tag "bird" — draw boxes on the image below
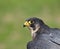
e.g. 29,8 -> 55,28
23,17 -> 60,49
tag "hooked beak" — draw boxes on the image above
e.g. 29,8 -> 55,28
23,21 -> 31,27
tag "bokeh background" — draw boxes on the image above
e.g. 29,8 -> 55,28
0,0 -> 60,49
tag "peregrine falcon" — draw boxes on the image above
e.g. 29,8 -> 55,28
23,17 -> 60,49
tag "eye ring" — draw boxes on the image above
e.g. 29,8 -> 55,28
29,21 -> 34,24
29,21 -> 32,24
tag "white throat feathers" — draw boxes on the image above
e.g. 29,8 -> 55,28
29,24 -> 40,39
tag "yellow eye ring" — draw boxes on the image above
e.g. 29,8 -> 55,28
29,21 -> 32,24
29,21 -> 34,24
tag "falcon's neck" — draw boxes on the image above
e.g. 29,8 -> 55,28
29,24 -> 40,40
30,26 -> 40,39
29,24 -> 50,40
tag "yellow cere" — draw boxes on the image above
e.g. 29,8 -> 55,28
24,21 -> 30,26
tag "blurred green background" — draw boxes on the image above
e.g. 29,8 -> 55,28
0,0 -> 60,49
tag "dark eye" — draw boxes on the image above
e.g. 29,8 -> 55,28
31,21 -> 33,23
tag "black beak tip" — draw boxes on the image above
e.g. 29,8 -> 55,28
23,25 -> 26,27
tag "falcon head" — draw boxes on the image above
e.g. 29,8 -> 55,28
23,17 -> 46,39
23,17 -> 45,30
